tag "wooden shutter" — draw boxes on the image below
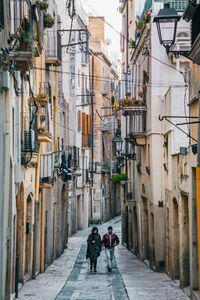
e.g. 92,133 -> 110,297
82,112 -> 85,147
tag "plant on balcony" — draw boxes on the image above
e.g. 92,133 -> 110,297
43,12 -> 55,29
112,173 -> 128,184
35,0 -> 49,11
144,9 -> 151,22
36,93 -> 48,106
17,30 -> 32,51
136,20 -> 143,36
129,39 -> 136,49
102,162 -> 110,170
120,97 -> 146,108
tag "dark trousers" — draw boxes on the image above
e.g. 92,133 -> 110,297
90,258 -> 97,270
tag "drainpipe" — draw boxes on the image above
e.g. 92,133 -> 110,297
51,64 -> 54,152
196,90 -> 200,297
32,143 -> 41,279
125,0 -> 129,248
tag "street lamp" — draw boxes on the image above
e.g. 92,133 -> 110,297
153,3 -> 189,57
153,3 -> 181,54
113,129 -> 123,157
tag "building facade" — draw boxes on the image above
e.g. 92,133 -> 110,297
120,0 -> 195,295
88,16 -> 120,223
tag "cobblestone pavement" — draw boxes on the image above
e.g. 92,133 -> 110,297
18,217 -> 189,300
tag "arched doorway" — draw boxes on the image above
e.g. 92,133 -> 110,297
25,194 -> 33,276
172,198 -> 179,279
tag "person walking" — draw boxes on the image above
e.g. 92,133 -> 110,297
102,226 -> 119,272
86,227 -> 102,272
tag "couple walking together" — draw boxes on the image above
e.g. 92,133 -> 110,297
86,226 -> 119,272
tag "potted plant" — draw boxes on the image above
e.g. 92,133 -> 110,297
35,0 -> 49,11
136,21 -> 143,36
145,9 -> 151,22
129,40 -> 136,49
17,30 -> 31,51
112,173 -> 128,184
36,93 -> 48,106
43,12 -> 55,29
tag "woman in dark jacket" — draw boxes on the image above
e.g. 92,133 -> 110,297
86,227 -> 101,272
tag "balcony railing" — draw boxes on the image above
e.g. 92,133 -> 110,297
38,101 -> 53,143
45,31 -> 62,65
129,107 -> 147,137
22,113 -> 38,153
39,82 -> 52,103
40,152 -> 54,184
154,1 -> 187,12
95,162 -> 110,174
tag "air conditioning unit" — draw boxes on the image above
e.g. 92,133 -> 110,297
23,130 -> 35,152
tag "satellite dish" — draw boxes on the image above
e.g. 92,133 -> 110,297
106,38 -> 112,46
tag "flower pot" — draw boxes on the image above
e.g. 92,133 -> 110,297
19,42 -> 30,51
136,27 -> 142,36
38,98 -> 48,107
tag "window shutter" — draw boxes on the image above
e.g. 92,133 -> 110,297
82,112 -> 85,147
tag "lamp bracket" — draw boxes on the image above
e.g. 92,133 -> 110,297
169,50 -> 191,59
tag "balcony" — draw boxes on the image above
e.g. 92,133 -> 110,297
40,152 -> 54,187
21,114 -> 38,165
154,1 -> 188,12
95,162 -> 110,174
45,31 -> 62,66
32,3 -> 44,57
127,107 -> 147,146
38,101 -> 53,143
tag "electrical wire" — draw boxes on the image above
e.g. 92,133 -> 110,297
33,67 -> 185,87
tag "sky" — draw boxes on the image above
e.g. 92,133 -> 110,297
82,0 -> 146,59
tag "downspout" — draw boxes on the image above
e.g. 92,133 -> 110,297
32,142 -> 41,278
196,90 -> 200,297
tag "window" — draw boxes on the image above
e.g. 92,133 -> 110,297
0,0 -> 4,29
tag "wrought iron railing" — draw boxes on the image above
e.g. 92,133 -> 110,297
22,113 -> 38,153
40,152 -> 54,183
154,0 -> 188,12
38,102 -> 52,136
39,82 -> 52,103
129,107 -> 147,135
45,31 -> 62,62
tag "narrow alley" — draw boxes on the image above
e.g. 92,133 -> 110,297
18,217 -> 189,300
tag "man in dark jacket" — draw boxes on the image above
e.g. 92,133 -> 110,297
86,227 -> 101,272
102,226 -> 119,271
